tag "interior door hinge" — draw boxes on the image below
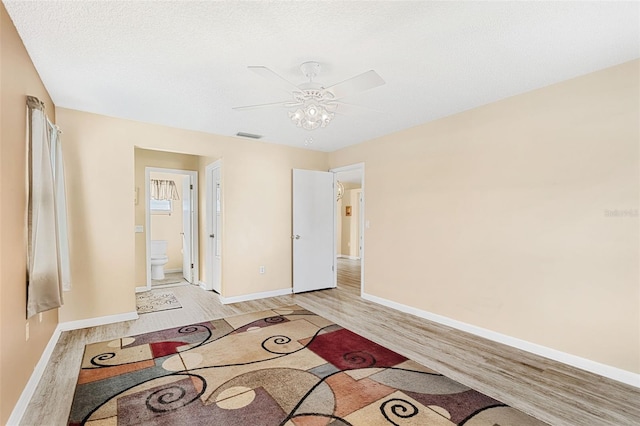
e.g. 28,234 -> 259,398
190,184 -> 193,190
191,263 -> 194,268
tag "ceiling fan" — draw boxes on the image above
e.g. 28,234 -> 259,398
233,61 -> 385,130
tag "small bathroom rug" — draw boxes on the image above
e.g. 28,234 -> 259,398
136,291 -> 182,314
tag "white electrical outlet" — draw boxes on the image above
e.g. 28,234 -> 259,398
259,266 -> 265,274
25,322 -> 30,341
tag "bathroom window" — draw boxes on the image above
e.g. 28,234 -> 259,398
150,198 -> 172,214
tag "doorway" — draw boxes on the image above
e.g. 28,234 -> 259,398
331,163 -> 364,294
145,167 -> 199,289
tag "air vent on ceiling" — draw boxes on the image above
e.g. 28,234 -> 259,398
236,132 -> 262,139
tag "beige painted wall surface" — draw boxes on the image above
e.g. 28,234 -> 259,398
329,60 -> 640,374
56,111 -> 136,322
352,189 -> 361,258
0,4 -> 59,423
208,139 -> 328,297
134,149 -> 199,285
337,182 -> 360,256
57,108 -> 328,322
150,173 -> 185,271
340,188 -> 361,257
336,198 -> 343,254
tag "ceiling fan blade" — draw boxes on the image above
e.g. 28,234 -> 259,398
326,101 -> 380,115
248,66 -> 301,93
233,100 -> 301,111
325,70 -> 385,100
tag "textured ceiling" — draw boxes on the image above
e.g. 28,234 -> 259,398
4,1 -> 639,152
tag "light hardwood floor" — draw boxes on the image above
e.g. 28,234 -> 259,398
20,259 -> 640,425
336,257 -> 361,291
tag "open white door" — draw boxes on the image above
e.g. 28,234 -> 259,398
205,161 -> 222,293
292,169 -> 335,293
182,177 -> 193,283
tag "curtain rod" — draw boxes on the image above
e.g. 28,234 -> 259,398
26,95 -> 44,111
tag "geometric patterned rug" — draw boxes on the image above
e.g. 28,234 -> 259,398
136,291 -> 182,314
67,305 -> 547,425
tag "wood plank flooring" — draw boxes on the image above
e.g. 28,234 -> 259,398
19,259 -> 640,425
336,257 -> 361,292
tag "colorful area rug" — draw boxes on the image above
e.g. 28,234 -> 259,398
68,305 -> 546,425
136,291 -> 182,314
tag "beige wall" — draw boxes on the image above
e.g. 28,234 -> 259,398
134,149 -> 199,285
336,198 -> 343,254
57,108 -> 328,322
150,173 -> 186,271
329,60 -> 640,374
337,182 -> 361,257
340,188 -> 361,257
0,4 -> 59,423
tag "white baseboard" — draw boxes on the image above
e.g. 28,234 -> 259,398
7,326 -> 63,425
164,268 -> 182,273
199,280 -> 212,291
58,311 -> 139,331
135,286 -> 148,293
220,288 -> 292,304
7,310 -> 139,424
361,292 -> 640,388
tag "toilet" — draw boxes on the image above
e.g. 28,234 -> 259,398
150,240 -> 169,280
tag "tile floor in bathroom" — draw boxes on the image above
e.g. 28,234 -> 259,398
151,271 -> 188,287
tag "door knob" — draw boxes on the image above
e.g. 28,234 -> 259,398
291,235 -> 300,239
210,234 -> 215,238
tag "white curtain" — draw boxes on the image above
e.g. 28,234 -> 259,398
151,179 -> 180,200
26,96 -> 71,317
51,123 -> 71,291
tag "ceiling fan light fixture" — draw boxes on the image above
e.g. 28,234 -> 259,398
289,103 -> 333,130
237,61 -> 384,136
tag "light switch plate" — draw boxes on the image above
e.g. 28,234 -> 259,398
135,225 -> 144,233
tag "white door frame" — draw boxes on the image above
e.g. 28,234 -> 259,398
143,167 -> 199,290
330,163 -> 365,294
204,160 -> 222,293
